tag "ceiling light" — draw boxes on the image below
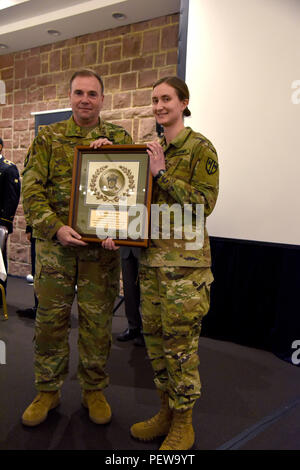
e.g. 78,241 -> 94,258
0,43 -> 8,49
0,0 -> 30,11
47,30 -> 61,36
112,12 -> 126,20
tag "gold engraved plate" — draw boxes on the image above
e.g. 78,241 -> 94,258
89,208 -> 128,231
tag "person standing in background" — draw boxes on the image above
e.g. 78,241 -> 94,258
117,247 -> 144,347
0,137 -> 20,306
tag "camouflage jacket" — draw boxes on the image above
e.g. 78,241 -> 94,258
0,155 -> 20,234
140,127 -> 219,267
22,116 -> 132,240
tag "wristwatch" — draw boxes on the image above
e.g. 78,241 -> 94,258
154,169 -> 166,181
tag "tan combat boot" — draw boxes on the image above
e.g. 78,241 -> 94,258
22,391 -> 60,427
159,408 -> 194,450
130,391 -> 172,441
82,390 -> 112,424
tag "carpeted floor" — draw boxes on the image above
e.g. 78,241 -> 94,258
0,275 -> 300,451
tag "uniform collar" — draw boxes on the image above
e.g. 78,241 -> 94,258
160,127 -> 193,151
0,154 -> 3,160
65,115 -> 104,138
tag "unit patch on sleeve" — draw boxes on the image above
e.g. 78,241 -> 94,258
206,157 -> 218,175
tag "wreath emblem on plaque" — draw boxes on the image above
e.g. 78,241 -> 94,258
89,165 -> 135,202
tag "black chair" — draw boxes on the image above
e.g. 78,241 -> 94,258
0,226 -> 8,320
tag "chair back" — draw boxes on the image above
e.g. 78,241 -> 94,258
0,226 -> 8,319
0,226 -> 8,253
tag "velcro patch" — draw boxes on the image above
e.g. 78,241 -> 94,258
171,149 -> 190,156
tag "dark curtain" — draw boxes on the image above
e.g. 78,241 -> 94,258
201,237 -> 300,366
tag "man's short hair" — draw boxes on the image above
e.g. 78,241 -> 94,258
0,138 -> 3,147
69,69 -> 104,94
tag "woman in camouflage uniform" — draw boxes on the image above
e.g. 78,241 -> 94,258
103,76 -> 219,450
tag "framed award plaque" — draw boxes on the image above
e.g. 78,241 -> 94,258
68,145 -> 153,247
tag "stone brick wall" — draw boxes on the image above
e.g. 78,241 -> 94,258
0,14 -> 179,277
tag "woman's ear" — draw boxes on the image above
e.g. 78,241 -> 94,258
182,98 -> 189,112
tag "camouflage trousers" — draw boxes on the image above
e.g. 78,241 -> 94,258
34,239 -> 120,392
139,265 -> 213,411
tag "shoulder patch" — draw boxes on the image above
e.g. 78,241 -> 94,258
206,157 -> 218,175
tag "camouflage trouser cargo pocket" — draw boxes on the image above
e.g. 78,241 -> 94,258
140,265 -> 213,410
33,239 -> 120,391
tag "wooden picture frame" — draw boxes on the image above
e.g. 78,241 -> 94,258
68,145 -> 152,247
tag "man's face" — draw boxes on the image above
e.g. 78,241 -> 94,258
69,75 -> 104,127
0,144 -> 2,154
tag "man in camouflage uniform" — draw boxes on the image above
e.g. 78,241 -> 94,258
21,69 -> 132,427
130,77 -> 219,450
0,137 -> 20,305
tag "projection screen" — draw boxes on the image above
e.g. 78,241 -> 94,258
185,0 -> 300,246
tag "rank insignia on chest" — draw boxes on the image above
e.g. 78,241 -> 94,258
206,157 -> 218,175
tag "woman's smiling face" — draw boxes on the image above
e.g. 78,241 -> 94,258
151,83 -> 188,128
